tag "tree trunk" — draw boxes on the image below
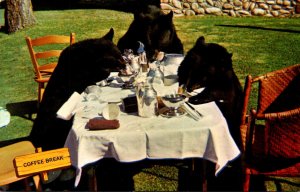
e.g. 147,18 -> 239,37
5,0 -> 36,33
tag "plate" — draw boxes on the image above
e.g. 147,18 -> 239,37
0,108 -> 10,128
159,107 -> 186,118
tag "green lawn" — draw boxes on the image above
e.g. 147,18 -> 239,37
0,8 -> 299,191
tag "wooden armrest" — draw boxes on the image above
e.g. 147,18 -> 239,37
255,107 -> 300,120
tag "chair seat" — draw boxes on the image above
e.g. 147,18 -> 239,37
0,141 -> 36,186
38,63 -> 57,74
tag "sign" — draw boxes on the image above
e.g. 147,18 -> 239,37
14,148 -> 71,177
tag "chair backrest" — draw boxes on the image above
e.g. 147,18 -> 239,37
240,64 -> 300,158
25,33 -> 75,80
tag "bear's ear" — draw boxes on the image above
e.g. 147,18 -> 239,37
166,10 -> 173,20
195,36 -> 205,48
102,28 -> 114,41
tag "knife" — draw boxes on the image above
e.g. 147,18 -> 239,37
185,102 -> 203,117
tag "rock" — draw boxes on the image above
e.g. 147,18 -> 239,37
161,3 -> 174,10
279,9 -> 290,14
173,9 -> 183,14
238,10 -> 251,15
259,3 -> 269,9
185,9 -> 196,15
266,0 -> 276,4
271,10 -> 280,16
223,3 -> 234,9
230,10 -> 237,16
183,3 -> 191,8
265,13 -> 273,16
233,0 -> 243,6
252,8 -> 266,15
272,5 -> 282,9
191,2 -> 199,10
249,2 -> 256,10
214,1 -> 223,8
207,0 -> 214,6
243,2 -> 250,10
195,7 -> 205,14
283,0 -> 291,6
172,0 -> 182,9
205,7 -> 222,14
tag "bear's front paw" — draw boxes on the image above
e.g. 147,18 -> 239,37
188,95 -> 213,105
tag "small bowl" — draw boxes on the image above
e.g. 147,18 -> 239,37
162,54 -> 184,66
164,75 -> 178,86
161,94 -> 186,109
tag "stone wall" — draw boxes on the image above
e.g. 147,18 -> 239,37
161,0 -> 300,17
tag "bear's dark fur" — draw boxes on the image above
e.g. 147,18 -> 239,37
30,28 -> 126,150
117,5 -> 184,60
177,36 -> 243,146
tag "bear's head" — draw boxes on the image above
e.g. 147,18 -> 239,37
117,5 -> 183,60
178,36 -> 234,92
53,28 -> 126,92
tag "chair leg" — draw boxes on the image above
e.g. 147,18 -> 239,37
243,172 -> 250,192
38,83 -> 45,103
23,178 -> 32,191
32,174 -> 42,192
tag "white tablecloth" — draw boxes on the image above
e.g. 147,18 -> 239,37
64,86 -> 240,186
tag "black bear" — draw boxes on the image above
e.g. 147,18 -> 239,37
30,28 -> 126,150
117,5 -> 184,60
177,36 -> 243,147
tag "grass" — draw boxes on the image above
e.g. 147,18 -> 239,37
0,8 -> 300,191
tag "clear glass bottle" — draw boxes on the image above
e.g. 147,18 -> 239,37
136,83 -> 158,117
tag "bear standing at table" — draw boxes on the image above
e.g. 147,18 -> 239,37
29,28 -> 126,151
177,36 -> 243,147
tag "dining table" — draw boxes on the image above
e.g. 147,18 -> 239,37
62,72 -> 240,190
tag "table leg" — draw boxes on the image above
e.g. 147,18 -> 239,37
201,160 -> 207,192
88,166 -> 98,192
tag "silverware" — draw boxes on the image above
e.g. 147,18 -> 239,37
185,102 -> 203,117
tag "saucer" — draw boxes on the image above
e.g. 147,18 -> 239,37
159,107 -> 186,118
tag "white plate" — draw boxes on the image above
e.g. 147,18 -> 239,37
0,108 -> 10,128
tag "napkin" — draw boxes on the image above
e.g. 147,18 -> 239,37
86,118 -> 120,130
57,92 -> 83,120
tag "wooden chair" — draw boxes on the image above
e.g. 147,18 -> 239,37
0,141 -> 39,191
25,33 -> 75,103
240,64 -> 300,191
0,141 -> 71,191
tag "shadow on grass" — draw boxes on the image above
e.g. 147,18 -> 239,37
216,24 -> 300,34
6,100 -> 38,122
31,0 -> 161,13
